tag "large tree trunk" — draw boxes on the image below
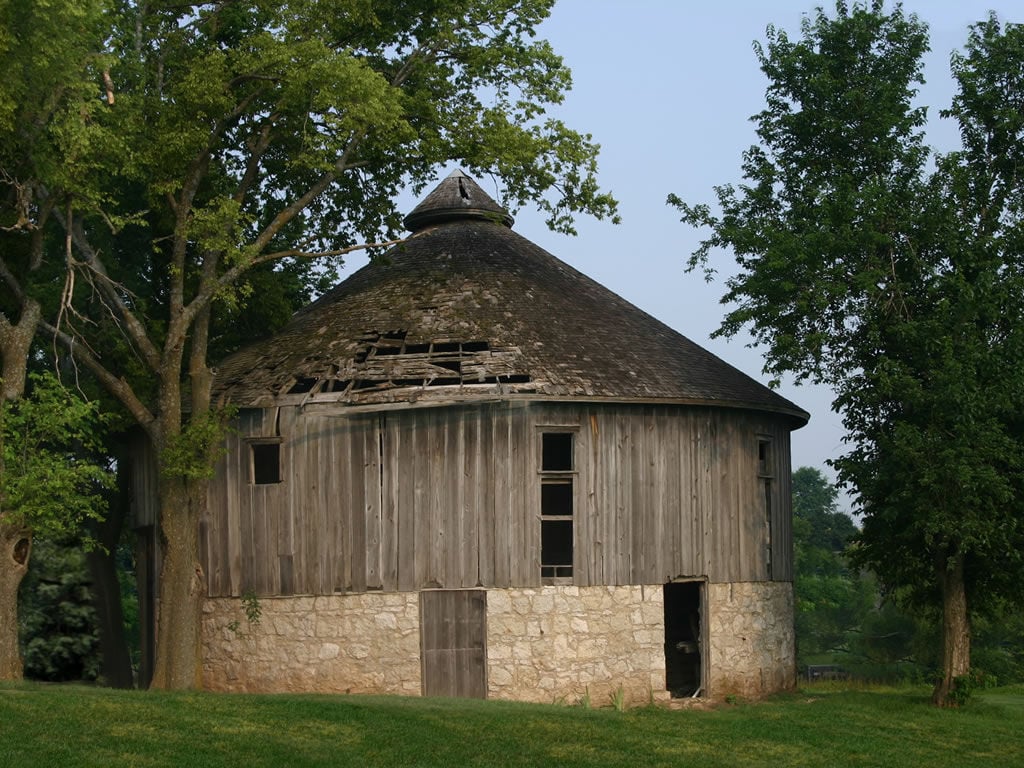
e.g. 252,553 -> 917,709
0,522 -> 30,680
149,476 -> 206,690
0,298 -> 41,680
0,300 -> 40,402
932,552 -> 971,707
86,465 -> 134,688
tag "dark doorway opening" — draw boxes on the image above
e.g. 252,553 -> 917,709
664,581 -> 702,698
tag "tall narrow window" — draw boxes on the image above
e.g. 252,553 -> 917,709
251,440 -> 282,485
757,437 -> 773,578
540,432 -> 574,581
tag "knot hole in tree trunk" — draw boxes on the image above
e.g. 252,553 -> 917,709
13,538 -> 30,565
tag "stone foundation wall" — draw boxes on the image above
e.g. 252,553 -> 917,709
706,581 -> 795,698
202,593 -> 421,694
487,586 -> 670,706
201,581 -> 795,702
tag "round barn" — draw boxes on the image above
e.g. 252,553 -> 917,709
200,171 -> 809,703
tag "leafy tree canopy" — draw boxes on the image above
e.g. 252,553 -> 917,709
0,0 -> 621,689
673,1 -> 1024,705
0,373 -> 113,538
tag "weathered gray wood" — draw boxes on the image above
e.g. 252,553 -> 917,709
364,416 -> 382,589
420,589 -> 487,698
511,408 -> 534,587
204,400 -> 797,597
462,409 -> 480,586
477,406 -> 495,587
346,419 -> 366,593
492,412 -> 512,586
574,412 -> 593,585
396,416 -> 417,591
380,415 -> 398,591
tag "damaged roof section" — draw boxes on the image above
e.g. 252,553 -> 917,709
283,332 -> 533,400
213,172 -> 808,424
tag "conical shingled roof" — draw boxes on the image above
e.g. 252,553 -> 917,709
213,173 -> 808,424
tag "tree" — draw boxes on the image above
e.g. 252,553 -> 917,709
0,374 -> 112,679
19,537 -> 102,683
0,0 -> 120,679
791,467 -> 868,665
793,467 -> 857,553
672,2 -> 1024,705
26,0 -> 619,689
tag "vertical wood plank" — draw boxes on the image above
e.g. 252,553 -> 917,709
363,416 -> 383,589
588,409 -> 605,585
278,406 -> 296,559
381,414 -> 399,591
444,410 -> 463,588
462,407 -> 480,587
324,417 -> 339,592
492,407 -> 511,587
477,406 -> 495,587
397,416 -> 417,591
348,418 -> 367,593
511,405 -> 535,586
574,408 -> 591,587
415,412 -> 433,587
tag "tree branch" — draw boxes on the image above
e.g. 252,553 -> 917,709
58,214 -> 163,373
37,319 -> 157,439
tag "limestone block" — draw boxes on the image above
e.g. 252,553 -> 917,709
317,643 -> 342,663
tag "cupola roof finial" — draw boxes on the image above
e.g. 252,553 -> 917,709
403,170 -> 515,232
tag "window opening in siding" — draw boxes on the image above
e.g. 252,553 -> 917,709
251,441 -> 282,485
540,432 -> 575,581
542,432 -> 573,471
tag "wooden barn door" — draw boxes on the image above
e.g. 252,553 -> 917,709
420,590 -> 488,698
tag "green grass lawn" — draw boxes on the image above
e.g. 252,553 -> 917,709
1,682 -> 1021,768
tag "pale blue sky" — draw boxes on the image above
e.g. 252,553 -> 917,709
357,2 -> 1021,511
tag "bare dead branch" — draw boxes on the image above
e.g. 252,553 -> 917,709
102,69 -> 115,105
51,208 -> 163,373
38,318 -> 157,439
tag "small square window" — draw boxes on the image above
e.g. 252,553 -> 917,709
541,482 -> 573,516
252,443 -> 281,485
542,433 -> 573,471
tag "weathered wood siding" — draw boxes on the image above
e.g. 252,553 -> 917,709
203,402 -> 794,597
420,589 -> 488,698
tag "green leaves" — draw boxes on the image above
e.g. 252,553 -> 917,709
0,373 -> 113,538
672,1 -> 931,385
672,2 -> 1024,688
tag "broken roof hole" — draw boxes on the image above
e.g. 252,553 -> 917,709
353,379 -> 384,390
404,343 -> 430,354
432,342 -> 459,353
499,374 -> 531,384
287,377 -> 318,394
462,341 -> 490,352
